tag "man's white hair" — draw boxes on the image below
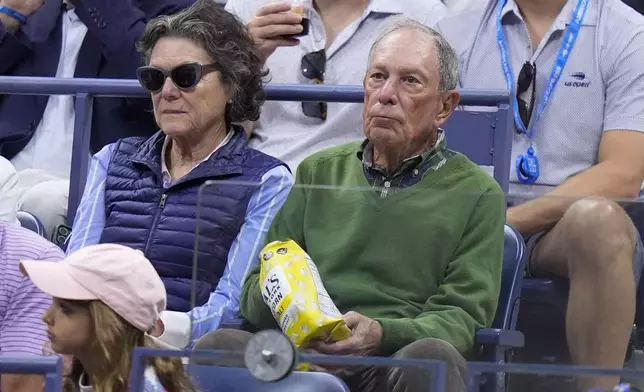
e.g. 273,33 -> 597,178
367,16 -> 459,92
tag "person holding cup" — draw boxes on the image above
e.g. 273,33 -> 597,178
225,0 -> 448,172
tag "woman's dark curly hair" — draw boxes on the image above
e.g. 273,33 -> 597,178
137,0 -> 267,123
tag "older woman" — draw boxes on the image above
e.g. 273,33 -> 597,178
66,0 -> 293,343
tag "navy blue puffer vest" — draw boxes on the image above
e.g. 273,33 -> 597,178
100,127 -> 285,311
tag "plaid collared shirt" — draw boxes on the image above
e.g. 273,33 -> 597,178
357,129 -> 451,198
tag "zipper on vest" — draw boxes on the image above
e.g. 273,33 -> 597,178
143,193 -> 168,256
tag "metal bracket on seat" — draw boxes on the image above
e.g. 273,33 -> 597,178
244,330 -> 297,382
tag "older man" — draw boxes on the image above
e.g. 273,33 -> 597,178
0,221 -> 64,392
195,18 -> 505,392
226,0 -> 446,171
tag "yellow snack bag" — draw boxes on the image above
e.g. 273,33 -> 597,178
259,240 -> 351,349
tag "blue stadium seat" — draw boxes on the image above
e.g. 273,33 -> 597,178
517,277 -> 644,387
16,210 -> 47,239
189,365 -> 350,392
513,277 -> 571,392
476,224 -> 527,392
444,108 -> 513,193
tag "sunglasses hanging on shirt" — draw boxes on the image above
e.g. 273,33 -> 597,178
300,49 -> 327,120
496,0 -> 591,184
516,61 -> 536,129
137,62 -> 218,93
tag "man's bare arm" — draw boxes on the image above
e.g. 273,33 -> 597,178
2,374 -> 44,392
507,130 -> 644,236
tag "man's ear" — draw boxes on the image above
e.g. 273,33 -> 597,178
435,90 -> 460,128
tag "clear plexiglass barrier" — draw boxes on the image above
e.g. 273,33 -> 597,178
148,179 -> 644,392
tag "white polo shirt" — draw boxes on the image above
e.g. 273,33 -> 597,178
226,0 -> 447,171
436,0 -> 644,197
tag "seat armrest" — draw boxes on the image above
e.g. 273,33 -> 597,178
220,320 -> 260,333
476,328 -> 524,348
220,321 -> 244,330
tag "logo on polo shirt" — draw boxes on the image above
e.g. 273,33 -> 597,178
564,72 -> 591,88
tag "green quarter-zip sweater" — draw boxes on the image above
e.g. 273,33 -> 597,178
240,140 -> 505,357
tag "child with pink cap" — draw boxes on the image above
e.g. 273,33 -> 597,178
20,243 -> 196,392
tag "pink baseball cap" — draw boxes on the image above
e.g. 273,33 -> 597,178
20,244 -> 167,332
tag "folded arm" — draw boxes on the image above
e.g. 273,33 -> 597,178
507,131 -> 644,236
0,156 -> 19,224
508,32 -> 644,236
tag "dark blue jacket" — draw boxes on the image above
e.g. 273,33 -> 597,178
0,0 -> 194,159
99,128 -> 285,311
624,0 -> 644,14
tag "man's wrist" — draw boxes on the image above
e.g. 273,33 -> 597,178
375,320 -> 384,345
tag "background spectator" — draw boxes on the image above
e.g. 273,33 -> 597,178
0,0 -> 195,237
436,0 -> 644,389
226,0 -> 447,171
0,221 -> 63,392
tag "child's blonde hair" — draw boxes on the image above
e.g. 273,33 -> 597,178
61,300 -> 195,392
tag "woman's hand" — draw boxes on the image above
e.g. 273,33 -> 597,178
248,2 -> 303,64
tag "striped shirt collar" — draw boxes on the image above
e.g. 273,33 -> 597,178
160,130 -> 234,188
358,128 -> 447,178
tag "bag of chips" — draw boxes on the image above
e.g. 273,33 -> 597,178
259,240 -> 351,348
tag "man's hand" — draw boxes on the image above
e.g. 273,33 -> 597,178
248,2 -> 303,64
310,311 -> 383,356
0,0 -> 45,17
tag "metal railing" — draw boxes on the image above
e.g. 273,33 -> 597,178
0,76 -> 511,224
0,356 -> 63,392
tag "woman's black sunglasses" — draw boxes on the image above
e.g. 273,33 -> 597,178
136,62 -> 218,93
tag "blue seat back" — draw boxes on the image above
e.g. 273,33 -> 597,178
494,225 -> 528,330
188,365 -> 350,392
444,108 -> 513,193
0,356 -> 63,392
16,210 -> 47,239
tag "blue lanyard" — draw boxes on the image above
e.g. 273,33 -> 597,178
496,0 -> 590,137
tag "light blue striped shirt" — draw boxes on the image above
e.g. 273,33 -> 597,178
67,142 -> 293,342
